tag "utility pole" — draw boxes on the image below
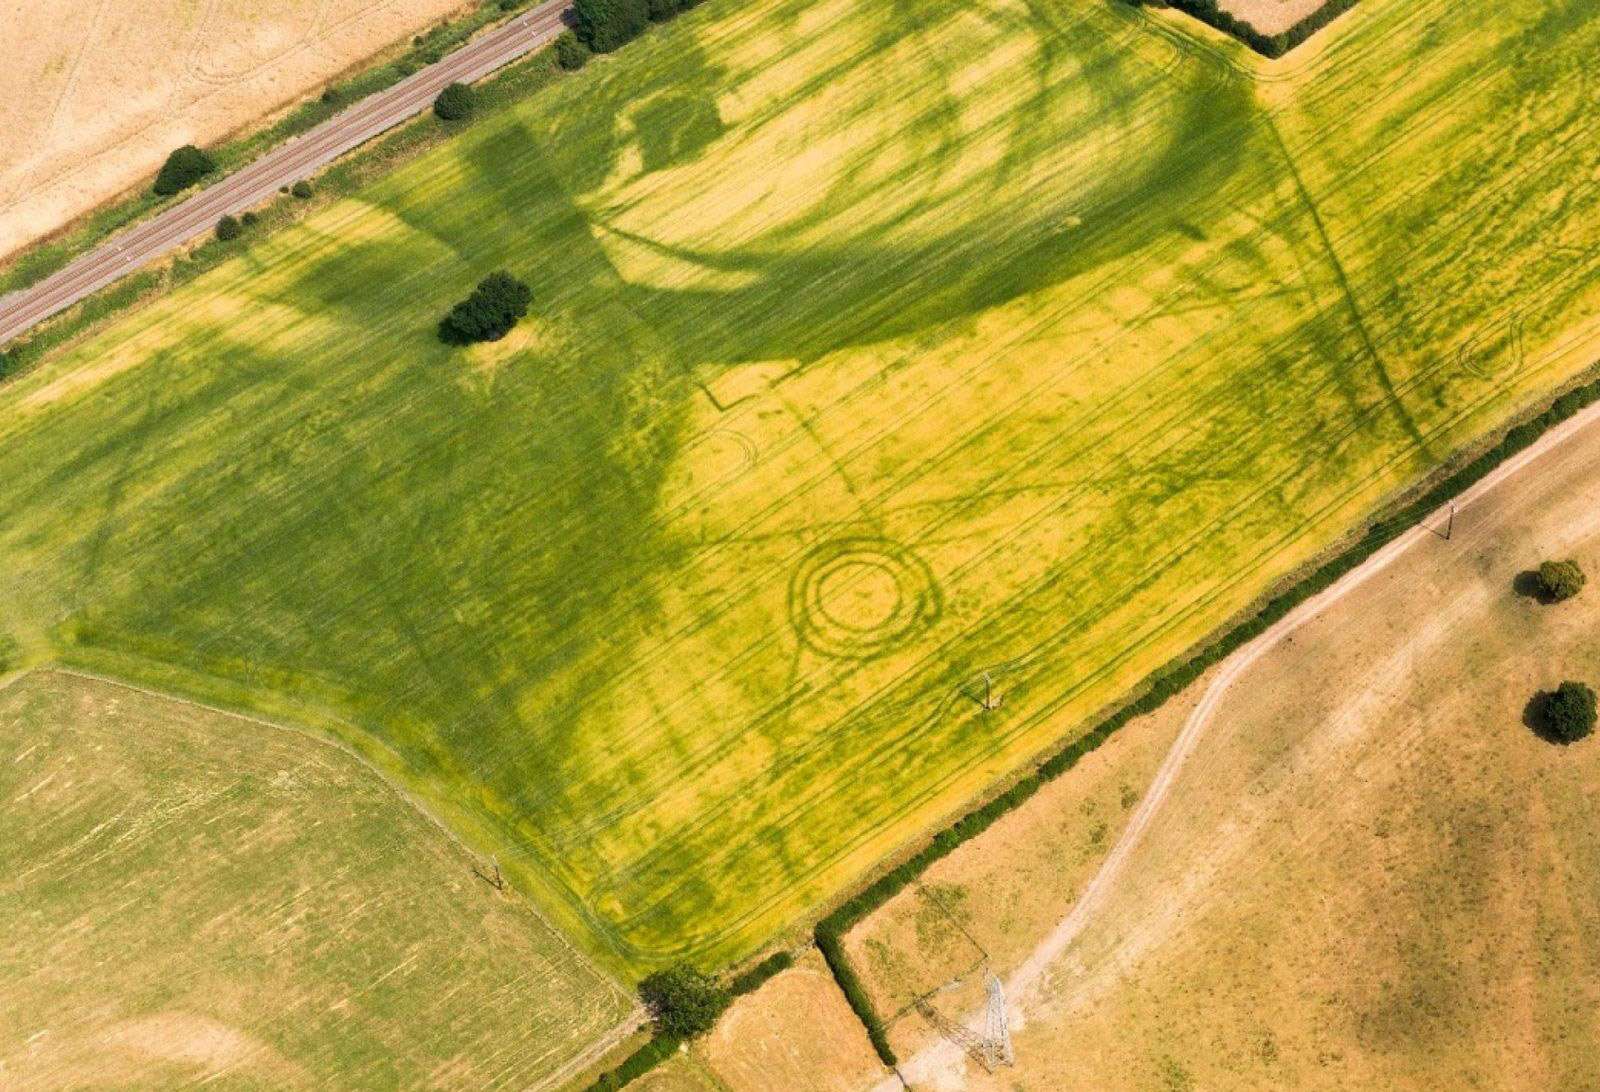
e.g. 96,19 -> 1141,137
981,672 -> 1003,712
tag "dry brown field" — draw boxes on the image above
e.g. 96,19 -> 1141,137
1215,0 -> 1331,35
698,951 -> 889,1092
0,669 -> 633,1090
0,0 -> 470,260
835,407 -> 1600,1090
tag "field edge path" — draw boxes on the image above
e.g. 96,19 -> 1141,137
880,392 -> 1600,1090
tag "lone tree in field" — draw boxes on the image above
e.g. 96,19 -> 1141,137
433,81 -> 476,121
438,271 -> 532,345
215,214 -> 241,241
153,145 -> 216,196
638,963 -> 730,1039
1534,680 -> 1596,744
1537,559 -> 1586,602
574,0 -> 649,52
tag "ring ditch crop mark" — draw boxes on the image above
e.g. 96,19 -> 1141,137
788,538 -> 942,661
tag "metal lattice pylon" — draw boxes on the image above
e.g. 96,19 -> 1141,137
983,971 -> 1014,1067
914,971 -> 1014,1071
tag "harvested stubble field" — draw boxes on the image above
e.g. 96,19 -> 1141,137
1,0 -> 1598,974
0,670 -> 631,1089
0,0 -> 470,262
850,368 -> 1600,1090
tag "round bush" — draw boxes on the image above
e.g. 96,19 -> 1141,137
1538,558 -> 1586,602
153,145 -> 216,196
438,271 -> 532,345
290,180 -> 314,199
433,81 -> 476,121
1537,681 -> 1596,744
638,963 -> 730,1039
215,214 -> 241,241
240,210 -> 259,227
554,31 -> 590,71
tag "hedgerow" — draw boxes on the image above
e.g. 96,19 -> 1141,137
812,364 -> 1600,1069
584,948 -> 794,1090
587,1034 -> 681,1091
728,950 -> 792,996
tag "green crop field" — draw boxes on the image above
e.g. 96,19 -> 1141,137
0,0 -> 1597,974
0,670 -> 631,1088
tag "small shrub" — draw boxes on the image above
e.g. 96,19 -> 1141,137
153,145 -> 216,196
439,271 -> 532,345
240,210 -> 259,226
291,180 -> 314,199
215,214 -> 242,241
555,31 -> 591,71
433,81 -> 476,121
320,87 -> 340,105
0,348 -> 18,380
1535,681 -> 1597,744
637,963 -> 730,1040
574,0 -> 649,52
1538,559 -> 1586,602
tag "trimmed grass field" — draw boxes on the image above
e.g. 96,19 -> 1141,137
1,0 -> 1598,973
0,670 -> 631,1089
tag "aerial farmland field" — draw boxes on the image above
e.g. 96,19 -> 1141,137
0,670 -> 631,1089
0,0 -> 472,263
1,0 -> 1598,982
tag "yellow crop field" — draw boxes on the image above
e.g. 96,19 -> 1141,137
0,0 -> 1596,975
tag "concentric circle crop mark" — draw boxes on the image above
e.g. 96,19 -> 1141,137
788,538 -> 941,660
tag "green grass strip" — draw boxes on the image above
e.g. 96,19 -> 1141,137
813,362 -> 1600,1071
0,0 -> 538,298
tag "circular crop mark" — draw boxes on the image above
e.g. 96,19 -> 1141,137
789,538 -> 941,660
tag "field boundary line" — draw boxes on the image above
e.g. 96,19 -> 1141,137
882,378 -> 1600,1088
820,351 -> 1600,1069
26,664 -> 640,1028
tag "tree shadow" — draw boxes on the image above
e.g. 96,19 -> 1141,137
1512,570 -> 1552,603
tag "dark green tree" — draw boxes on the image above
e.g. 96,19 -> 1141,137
434,82 -> 476,121
215,214 -> 242,241
637,963 -> 730,1039
574,0 -> 649,52
1536,681 -> 1596,744
153,145 -> 217,196
554,30 -> 591,71
291,180 -> 314,199
438,271 -> 532,345
1537,559 -> 1586,602
648,0 -> 677,21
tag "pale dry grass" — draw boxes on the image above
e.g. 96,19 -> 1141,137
1216,0 -> 1332,36
698,950 -> 889,1092
857,393 -> 1600,1090
0,0 -> 471,260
